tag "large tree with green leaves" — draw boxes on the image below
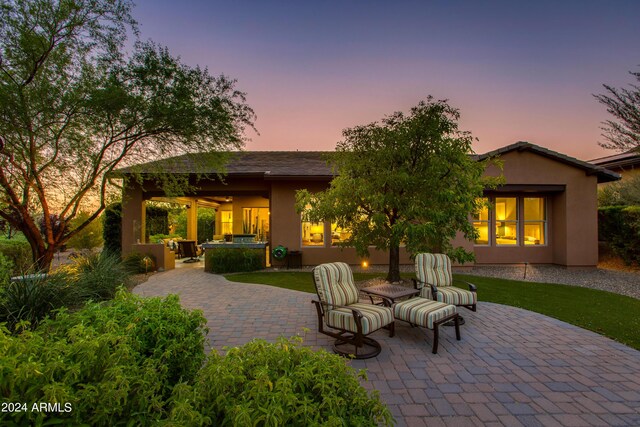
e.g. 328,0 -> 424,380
296,98 -> 501,282
594,68 -> 640,151
0,0 -> 255,271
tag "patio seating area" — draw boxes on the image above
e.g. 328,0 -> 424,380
134,264 -> 640,426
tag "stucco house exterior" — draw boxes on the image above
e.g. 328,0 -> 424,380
591,150 -> 640,183
119,141 -> 619,269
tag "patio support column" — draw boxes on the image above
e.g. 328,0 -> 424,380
141,201 -> 147,243
186,199 -> 198,242
121,181 -> 144,255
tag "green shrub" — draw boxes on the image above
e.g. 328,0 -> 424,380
598,205 -> 640,265
0,238 -> 33,275
122,251 -> 157,274
197,209 -> 215,244
63,252 -> 132,301
205,247 -> 265,273
0,291 -> 208,426
598,175 -> 640,206
146,205 -> 169,239
67,212 -> 104,250
0,253 -> 13,286
102,203 -> 122,256
167,337 -> 393,426
0,271 -> 75,331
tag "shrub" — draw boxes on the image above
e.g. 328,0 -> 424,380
0,271 -> 75,331
66,212 -> 104,250
598,205 -> 640,265
598,175 -> 640,206
0,253 -> 13,286
102,203 -> 122,256
122,251 -> 157,274
0,291 -> 208,426
146,205 -> 169,238
205,247 -> 265,273
0,237 -> 33,275
63,252 -> 132,301
167,337 -> 393,426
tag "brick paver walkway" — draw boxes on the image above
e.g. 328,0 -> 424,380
134,265 -> 640,426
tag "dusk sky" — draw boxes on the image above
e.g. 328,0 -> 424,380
133,0 -> 640,161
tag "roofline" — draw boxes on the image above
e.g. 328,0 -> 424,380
477,141 -> 621,183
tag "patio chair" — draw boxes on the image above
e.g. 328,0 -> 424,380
312,262 -> 395,359
178,241 -> 202,263
413,253 -> 477,312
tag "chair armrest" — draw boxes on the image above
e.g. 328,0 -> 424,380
414,279 -> 439,299
315,300 -> 365,319
453,279 -> 477,292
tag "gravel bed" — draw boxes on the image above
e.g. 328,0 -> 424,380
455,265 -> 640,300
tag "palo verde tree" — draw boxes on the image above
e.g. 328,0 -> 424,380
0,0 -> 255,271
296,98 -> 501,282
594,67 -> 640,151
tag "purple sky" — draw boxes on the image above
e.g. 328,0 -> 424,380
133,0 -> 640,160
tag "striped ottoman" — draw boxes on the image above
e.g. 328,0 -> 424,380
393,298 -> 461,354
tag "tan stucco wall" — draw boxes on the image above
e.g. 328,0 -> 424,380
478,150 -> 598,266
121,149 -> 600,267
269,181 -> 414,266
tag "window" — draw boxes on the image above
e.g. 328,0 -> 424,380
523,198 -> 546,245
243,207 -> 269,241
473,196 -> 548,247
302,222 -> 324,246
301,205 -> 324,247
331,223 -> 352,246
220,211 -> 232,235
472,198 -> 489,245
495,197 -> 518,245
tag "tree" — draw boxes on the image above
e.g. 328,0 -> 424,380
594,68 -> 640,151
295,98 -> 501,282
0,0 -> 255,271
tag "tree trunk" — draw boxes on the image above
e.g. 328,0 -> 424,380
35,246 -> 56,273
386,244 -> 401,283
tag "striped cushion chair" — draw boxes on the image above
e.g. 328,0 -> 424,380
414,253 -> 478,312
312,262 -> 394,359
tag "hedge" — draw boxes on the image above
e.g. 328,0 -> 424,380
205,247 -> 265,273
598,205 -> 640,265
102,203 -> 122,256
0,238 -> 32,275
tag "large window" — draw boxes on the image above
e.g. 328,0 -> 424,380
243,207 -> 269,241
523,198 -> 546,245
331,223 -> 352,246
301,205 -> 324,247
472,198 -> 489,245
495,197 -> 518,245
473,196 -> 547,247
220,211 -> 232,235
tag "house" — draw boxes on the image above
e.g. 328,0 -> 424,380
590,150 -> 640,183
118,141 -> 619,269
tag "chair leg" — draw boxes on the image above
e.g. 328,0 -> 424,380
454,315 -> 461,340
389,321 -> 395,338
432,324 -> 439,354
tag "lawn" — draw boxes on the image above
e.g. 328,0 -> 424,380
225,271 -> 640,351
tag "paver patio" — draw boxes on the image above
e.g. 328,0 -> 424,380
134,264 -> 640,426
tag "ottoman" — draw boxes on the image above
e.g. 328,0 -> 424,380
393,298 -> 461,354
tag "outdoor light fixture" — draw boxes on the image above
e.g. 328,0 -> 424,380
361,260 -> 369,269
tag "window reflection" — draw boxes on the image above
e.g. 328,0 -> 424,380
495,197 -> 518,245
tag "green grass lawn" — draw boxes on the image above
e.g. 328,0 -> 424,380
225,271 -> 640,351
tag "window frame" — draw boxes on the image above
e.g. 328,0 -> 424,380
473,195 -> 548,248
